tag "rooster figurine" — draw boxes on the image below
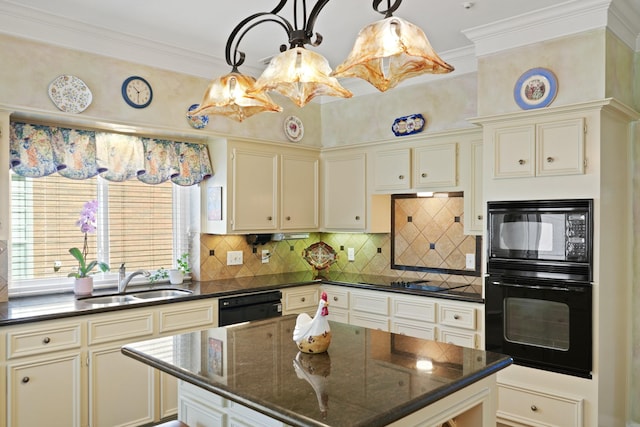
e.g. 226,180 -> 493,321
293,292 -> 331,353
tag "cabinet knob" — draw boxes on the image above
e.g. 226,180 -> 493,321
546,156 -> 554,163
398,175 -> 405,180
267,216 -> 272,221
301,297 -> 306,302
453,314 -> 460,320
530,405 -> 538,412
286,216 -> 291,221
477,215 -> 483,220
421,172 -> 427,178
21,377 -> 30,384
43,337 -> 51,344
333,296 -> 339,301
518,159 -> 526,165
355,216 -> 360,221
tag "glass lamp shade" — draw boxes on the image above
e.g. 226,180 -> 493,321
332,16 -> 454,92
251,47 -> 352,107
189,72 -> 282,122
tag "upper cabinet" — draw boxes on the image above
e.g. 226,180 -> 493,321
373,148 -> 411,191
493,117 -> 585,178
322,151 -> 367,231
201,139 -> 320,234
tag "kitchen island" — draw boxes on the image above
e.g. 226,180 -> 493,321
122,315 -> 511,427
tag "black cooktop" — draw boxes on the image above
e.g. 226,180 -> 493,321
389,280 -> 454,292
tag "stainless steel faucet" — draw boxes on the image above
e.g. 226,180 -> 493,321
118,263 -> 151,294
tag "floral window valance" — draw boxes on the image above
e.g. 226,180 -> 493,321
9,122 -> 213,186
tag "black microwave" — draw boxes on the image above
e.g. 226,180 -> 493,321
487,199 -> 593,281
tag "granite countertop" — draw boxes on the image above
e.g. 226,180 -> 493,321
122,315 -> 511,427
0,271 -> 483,326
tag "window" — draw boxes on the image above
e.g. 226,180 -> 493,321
10,171 -> 192,296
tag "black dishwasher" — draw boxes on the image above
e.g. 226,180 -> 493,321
218,290 -> 283,326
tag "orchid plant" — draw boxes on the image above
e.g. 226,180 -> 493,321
68,200 -> 109,279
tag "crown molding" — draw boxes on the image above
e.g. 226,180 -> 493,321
609,0 -> 640,51
0,1 -> 231,78
462,0 -> 615,56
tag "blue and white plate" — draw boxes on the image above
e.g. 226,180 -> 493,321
514,68 -> 558,110
392,113 -> 425,137
186,104 -> 209,129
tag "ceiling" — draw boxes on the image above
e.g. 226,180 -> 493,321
1,0 -> 639,91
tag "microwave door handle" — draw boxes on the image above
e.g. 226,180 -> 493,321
490,281 -> 586,292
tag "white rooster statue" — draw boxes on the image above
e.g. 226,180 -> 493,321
293,291 -> 331,353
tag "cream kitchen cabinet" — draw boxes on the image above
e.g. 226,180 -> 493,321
373,148 -> 411,191
320,284 -> 349,323
202,138 -> 320,234
4,319 -> 84,427
349,288 -> 390,331
321,151 -> 366,231
281,285 -> 320,315
413,143 -> 458,188
464,141 -> 484,234
493,118 -> 585,178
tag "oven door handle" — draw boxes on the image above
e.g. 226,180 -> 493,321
489,280 -> 587,292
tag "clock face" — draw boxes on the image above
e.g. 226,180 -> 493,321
122,76 -> 153,108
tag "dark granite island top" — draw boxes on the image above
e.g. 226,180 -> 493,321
122,316 -> 511,427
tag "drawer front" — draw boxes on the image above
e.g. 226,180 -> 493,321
498,383 -> 583,427
438,327 -> 477,348
350,291 -> 389,316
327,307 -> 349,324
284,288 -> 319,312
392,296 -> 436,322
350,312 -> 389,331
160,301 -> 215,333
438,303 -> 476,330
322,287 -> 349,310
88,311 -> 155,345
391,319 -> 436,340
7,322 -> 82,359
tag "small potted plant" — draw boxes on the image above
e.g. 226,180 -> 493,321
68,200 -> 110,295
169,253 -> 190,285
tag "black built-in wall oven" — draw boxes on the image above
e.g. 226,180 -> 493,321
485,199 -> 593,378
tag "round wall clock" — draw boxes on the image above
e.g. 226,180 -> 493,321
514,68 -> 558,110
121,76 -> 153,108
48,75 -> 93,113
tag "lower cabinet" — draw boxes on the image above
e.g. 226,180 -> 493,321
281,285 -> 319,315
7,352 -> 83,427
497,381 -> 584,427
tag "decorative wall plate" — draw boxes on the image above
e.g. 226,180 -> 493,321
48,75 -> 93,113
514,68 -> 558,110
186,104 -> 209,129
392,113 -> 425,137
303,242 -> 337,270
284,115 -> 304,142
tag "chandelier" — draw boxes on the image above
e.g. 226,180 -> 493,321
190,0 -> 454,122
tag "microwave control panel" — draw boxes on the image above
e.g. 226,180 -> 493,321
566,213 -> 588,261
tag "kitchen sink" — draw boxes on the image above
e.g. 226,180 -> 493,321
79,288 -> 193,305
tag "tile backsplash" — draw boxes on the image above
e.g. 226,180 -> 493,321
199,232 -> 481,286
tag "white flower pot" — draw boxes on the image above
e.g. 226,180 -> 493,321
169,269 -> 184,285
74,277 -> 93,296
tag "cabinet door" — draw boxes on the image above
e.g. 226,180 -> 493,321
536,118 -> 585,176
414,143 -> 457,188
466,141 -> 484,234
373,148 -> 411,191
493,125 -> 535,178
323,153 -> 366,230
232,148 -> 278,231
89,346 -> 155,427
7,353 -> 82,427
281,154 -> 319,230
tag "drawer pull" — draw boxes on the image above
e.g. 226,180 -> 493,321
530,405 -> 538,412
355,216 -> 361,221
398,175 -> 405,180
21,377 -> 30,384
518,159 -> 525,165
333,296 -> 339,301
286,216 -> 291,221
453,314 -> 460,320
43,337 -> 51,344
546,157 -> 554,163
301,297 -> 306,302
477,215 -> 483,220
421,172 -> 427,178
267,216 -> 273,221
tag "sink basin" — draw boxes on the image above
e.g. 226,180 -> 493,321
129,289 -> 193,300
80,288 -> 193,305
